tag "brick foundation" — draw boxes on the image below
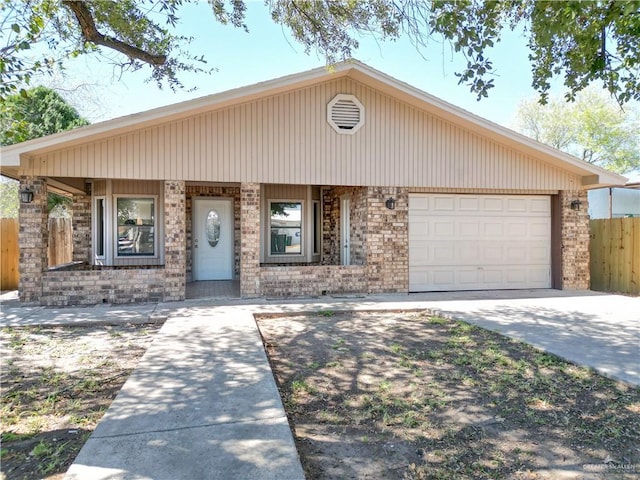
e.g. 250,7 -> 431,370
40,267 -> 165,306
260,265 -> 367,297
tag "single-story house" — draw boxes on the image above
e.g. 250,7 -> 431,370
0,60 -> 627,306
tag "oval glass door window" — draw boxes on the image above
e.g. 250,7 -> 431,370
206,210 -> 221,247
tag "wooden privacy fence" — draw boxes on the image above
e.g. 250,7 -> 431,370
590,218 -> 640,295
0,217 -> 73,290
1,218 -> 19,290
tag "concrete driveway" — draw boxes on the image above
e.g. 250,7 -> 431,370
389,290 -> 640,387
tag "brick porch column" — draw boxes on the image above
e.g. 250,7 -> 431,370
164,180 -> 186,301
18,176 -> 48,304
560,189 -> 590,289
240,182 -> 260,297
365,186 -> 409,293
72,190 -> 92,263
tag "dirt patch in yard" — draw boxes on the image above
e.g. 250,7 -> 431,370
257,310 -> 640,480
1,324 -> 160,480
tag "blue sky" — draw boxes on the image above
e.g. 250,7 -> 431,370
50,1 -> 548,128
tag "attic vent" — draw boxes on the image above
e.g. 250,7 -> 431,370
327,94 -> 364,134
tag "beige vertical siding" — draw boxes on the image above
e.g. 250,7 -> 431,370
111,180 -> 162,195
25,78 -> 580,190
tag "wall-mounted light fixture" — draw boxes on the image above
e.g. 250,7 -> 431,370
19,187 -> 34,204
385,197 -> 396,210
570,199 -> 582,211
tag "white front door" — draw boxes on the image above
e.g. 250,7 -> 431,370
192,198 -> 233,280
340,197 -> 350,266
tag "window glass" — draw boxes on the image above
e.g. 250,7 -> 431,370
270,202 -> 302,254
313,201 -> 321,255
117,198 -> 155,256
206,209 -> 221,247
96,198 -> 105,257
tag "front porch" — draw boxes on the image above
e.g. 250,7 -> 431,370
18,177 -> 407,306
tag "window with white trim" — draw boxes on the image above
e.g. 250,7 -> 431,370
269,202 -> 302,255
115,197 -> 156,257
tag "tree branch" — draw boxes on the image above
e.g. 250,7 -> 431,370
62,0 -> 167,66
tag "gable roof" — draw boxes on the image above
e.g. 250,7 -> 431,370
0,59 -> 627,187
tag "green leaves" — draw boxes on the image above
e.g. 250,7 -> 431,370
514,88 -> 640,174
0,86 -> 89,146
1,0 -> 638,105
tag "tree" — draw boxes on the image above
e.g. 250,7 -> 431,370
0,86 -> 87,216
514,88 -> 640,174
0,86 -> 89,146
0,177 -> 19,218
1,1 -> 639,104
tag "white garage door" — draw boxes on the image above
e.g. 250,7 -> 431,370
409,194 -> 551,291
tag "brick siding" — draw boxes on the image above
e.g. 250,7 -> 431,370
260,185 -> 408,297
164,180 -> 186,301
365,187 -> 409,293
560,189 -> 590,289
260,265 -> 367,297
72,191 -> 92,264
240,183 -> 261,297
40,267 -> 165,306
18,177 -> 48,304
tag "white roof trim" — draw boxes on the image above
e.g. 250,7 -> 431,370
0,59 -> 627,186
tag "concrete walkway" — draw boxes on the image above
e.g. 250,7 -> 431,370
63,307 -> 304,480
1,289 -> 638,480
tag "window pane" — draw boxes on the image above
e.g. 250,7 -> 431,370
96,198 -> 105,257
270,202 -> 301,254
313,202 -> 321,255
117,198 -> 155,256
206,210 -> 221,247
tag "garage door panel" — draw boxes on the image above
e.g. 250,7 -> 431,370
483,222 -> 504,236
528,267 -> 552,284
530,198 -> 551,212
434,196 -> 456,211
409,194 -> 551,291
434,245 -> 456,263
530,222 -> 550,237
434,221 -> 455,237
459,197 -> 480,211
459,222 -> 480,236
482,197 -> 503,211
506,198 -> 528,212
